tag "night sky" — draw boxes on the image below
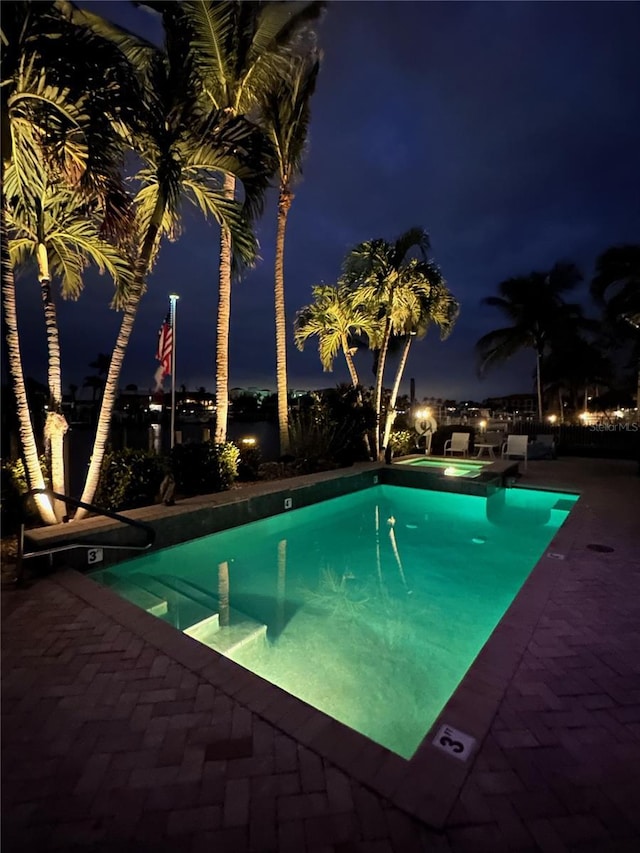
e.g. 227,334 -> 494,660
15,0 -> 640,401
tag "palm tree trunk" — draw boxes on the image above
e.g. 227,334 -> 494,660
536,350 -> 543,421
214,173 -> 236,445
382,334 -> 413,451
341,337 -> 373,459
341,338 -> 373,459
558,388 -> 564,424
38,246 -> 68,520
1,208 -> 57,525
75,193 -> 165,519
341,337 -> 360,387
274,186 -> 292,456
373,319 -> 392,459
276,538 -> 286,635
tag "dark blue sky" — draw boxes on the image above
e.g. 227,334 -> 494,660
16,0 -> 640,400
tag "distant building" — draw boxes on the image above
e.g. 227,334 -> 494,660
483,393 -> 536,415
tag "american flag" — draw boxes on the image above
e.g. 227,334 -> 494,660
154,313 -> 173,391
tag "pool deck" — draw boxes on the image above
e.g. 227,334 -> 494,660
3,458 -> 640,852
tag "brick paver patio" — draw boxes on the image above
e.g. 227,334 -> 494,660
2,458 -> 640,852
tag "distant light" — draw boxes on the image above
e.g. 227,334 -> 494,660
479,420 -> 486,429
149,402 -> 162,412
614,410 -> 624,418
548,415 -> 557,424
241,437 -> 257,446
579,412 -> 588,421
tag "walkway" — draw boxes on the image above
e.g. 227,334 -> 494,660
2,459 -> 640,851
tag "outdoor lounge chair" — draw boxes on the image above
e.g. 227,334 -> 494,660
444,432 -> 470,457
501,434 -> 529,470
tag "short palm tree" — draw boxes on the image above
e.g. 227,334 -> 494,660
342,227 -> 432,458
262,50 -> 321,456
175,0 -> 326,444
294,283 -> 377,388
475,262 -> 586,420
381,263 -> 459,450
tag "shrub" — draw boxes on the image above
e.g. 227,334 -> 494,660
95,448 -> 166,512
170,441 -> 239,496
1,456 -> 50,532
289,386 -> 376,470
237,446 -> 262,481
388,429 -> 415,457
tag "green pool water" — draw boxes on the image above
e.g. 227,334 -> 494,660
398,457 -> 491,476
94,484 -> 578,758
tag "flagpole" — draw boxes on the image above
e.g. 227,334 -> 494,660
169,293 -> 179,448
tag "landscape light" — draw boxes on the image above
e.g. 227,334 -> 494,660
241,437 -> 257,446
479,420 -> 486,430
579,412 -> 588,421
548,415 -> 557,424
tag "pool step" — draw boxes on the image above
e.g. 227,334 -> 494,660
128,574 -> 213,631
214,616 -> 267,656
127,573 -> 267,656
183,613 -> 221,642
100,573 -> 168,617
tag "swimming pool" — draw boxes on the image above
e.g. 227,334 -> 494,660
396,457 -> 492,477
94,484 -> 577,758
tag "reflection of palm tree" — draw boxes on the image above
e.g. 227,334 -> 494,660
306,566 -> 369,619
218,561 -> 230,628
387,516 -> 410,593
476,262 -> 586,420
276,539 -> 287,635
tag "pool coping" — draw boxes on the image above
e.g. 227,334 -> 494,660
28,463 -> 581,828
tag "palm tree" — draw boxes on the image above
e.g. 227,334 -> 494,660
7,184 -> 131,519
294,283 -> 377,387
475,262 -> 585,420
381,264 -> 459,450
545,338 -> 612,418
591,245 -> 640,408
173,0 -> 326,445
342,228 -> 432,458
295,283 -> 376,457
1,1 -> 137,524
262,51 -> 321,456
75,9 -> 270,519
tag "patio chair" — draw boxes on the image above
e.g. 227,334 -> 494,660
529,434 -> 556,460
444,432 -> 470,457
501,434 -> 529,470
